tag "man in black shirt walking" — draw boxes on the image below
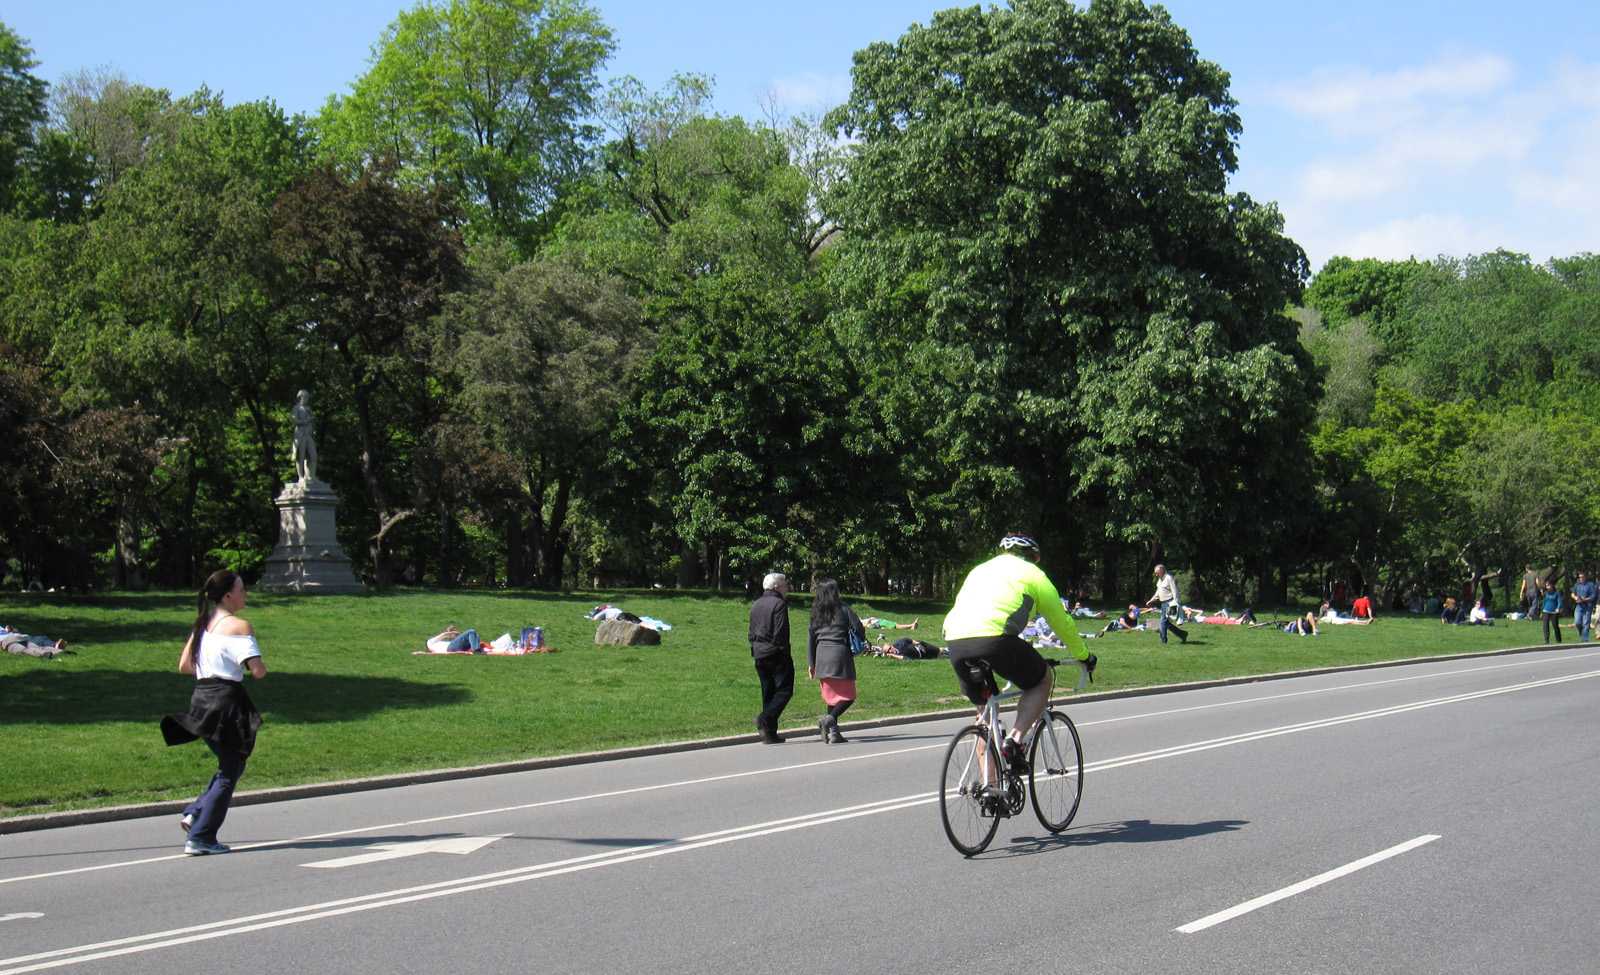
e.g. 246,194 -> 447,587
749,572 -> 794,744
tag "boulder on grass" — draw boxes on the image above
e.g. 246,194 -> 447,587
595,619 -> 661,646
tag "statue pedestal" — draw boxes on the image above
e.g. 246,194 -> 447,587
260,480 -> 362,593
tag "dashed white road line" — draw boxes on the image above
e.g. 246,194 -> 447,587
2,666 -> 1594,975
1176,834 -> 1441,933
2,649 -> 1594,890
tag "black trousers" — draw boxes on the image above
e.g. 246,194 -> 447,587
754,654 -> 795,731
1543,612 -> 1562,643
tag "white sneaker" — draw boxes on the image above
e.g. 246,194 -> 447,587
179,814 -> 193,834
184,840 -> 230,856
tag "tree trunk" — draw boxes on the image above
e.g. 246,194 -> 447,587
352,382 -> 395,587
676,537 -> 703,588
536,473 -> 573,590
1099,544 -> 1121,606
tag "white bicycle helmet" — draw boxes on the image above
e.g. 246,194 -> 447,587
998,533 -> 1040,554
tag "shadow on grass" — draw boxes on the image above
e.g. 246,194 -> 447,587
983,817 -> 1249,859
0,670 -> 472,725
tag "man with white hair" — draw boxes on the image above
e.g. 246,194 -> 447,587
749,572 -> 794,743
1145,564 -> 1188,645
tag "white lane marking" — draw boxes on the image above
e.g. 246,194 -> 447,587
0,795 -> 926,973
1075,649 -> 1600,730
4,668 -> 1594,975
4,648 -> 1594,890
303,835 -> 506,869
1176,835 -> 1441,933
0,743 -> 937,887
0,914 -> 44,923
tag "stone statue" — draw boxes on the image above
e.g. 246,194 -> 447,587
262,387 -> 360,591
290,389 -> 318,485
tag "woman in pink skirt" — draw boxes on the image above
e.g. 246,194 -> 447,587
807,578 -> 864,744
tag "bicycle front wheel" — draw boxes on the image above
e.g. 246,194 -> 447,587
1029,709 -> 1084,833
939,724 -> 1002,856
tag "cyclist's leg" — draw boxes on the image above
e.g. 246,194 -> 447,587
986,637 -> 1051,747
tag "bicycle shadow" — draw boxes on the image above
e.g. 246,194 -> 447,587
981,817 -> 1248,859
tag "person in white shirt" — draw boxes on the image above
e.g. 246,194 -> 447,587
1145,564 -> 1188,645
163,570 -> 266,856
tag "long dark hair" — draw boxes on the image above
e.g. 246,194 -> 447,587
811,578 -> 844,630
191,569 -> 240,648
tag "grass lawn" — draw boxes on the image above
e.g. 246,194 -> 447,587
0,589 -> 1566,817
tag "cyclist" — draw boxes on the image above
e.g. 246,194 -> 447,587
943,533 -> 1094,770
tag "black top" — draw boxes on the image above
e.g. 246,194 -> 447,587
748,589 -> 791,659
808,605 -> 863,679
161,678 -> 263,757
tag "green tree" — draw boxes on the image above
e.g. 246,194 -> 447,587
0,20 -> 49,212
436,252 -> 648,587
272,162 -> 468,585
557,79 -> 850,587
318,0 -> 614,248
824,0 -> 1314,597
1303,256 -> 1426,335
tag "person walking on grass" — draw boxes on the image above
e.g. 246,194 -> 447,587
808,578 -> 865,744
160,570 -> 267,856
749,572 -> 794,744
1145,564 -> 1188,645
1570,572 -> 1596,641
1540,579 -> 1565,644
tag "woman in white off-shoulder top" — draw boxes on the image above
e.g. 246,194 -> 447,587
164,570 -> 267,856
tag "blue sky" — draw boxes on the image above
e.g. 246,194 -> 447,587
8,0 -> 1597,270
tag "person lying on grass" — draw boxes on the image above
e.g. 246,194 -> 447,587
1187,608 -> 1258,625
1318,602 -> 1373,626
1283,612 -> 1320,636
0,624 -> 69,657
860,615 -> 917,630
425,626 -> 481,653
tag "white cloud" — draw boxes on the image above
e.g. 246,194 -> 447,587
1272,53 -> 1514,123
1320,213 -> 1507,263
1261,52 -> 1600,267
764,71 -> 852,112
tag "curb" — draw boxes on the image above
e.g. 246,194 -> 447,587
3,640 -> 1590,835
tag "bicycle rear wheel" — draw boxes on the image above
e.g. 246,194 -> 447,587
939,724 -> 1002,856
1029,709 -> 1084,833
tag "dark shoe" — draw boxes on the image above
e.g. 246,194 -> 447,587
1179,633 -> 1188,645
760,728 -> 784,744
828,729 -> 848,744
818,716 -> 833,743
184,840 -> 230,856
1001,738 -> 1028,772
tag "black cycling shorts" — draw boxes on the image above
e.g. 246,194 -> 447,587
947,635 -> 1047,706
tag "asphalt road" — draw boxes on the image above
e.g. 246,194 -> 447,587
4,646 -> 1599,975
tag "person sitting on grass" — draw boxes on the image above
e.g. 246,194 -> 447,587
1440,596 -> 1462,625
425,626 -> 481,653
1319,602 -> 1373,625
1467,599 -> 1494,625
1101,605 -> 1144,634
1283,612 -> 1319,636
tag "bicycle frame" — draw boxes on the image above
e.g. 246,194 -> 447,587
958,661 -> 1089,807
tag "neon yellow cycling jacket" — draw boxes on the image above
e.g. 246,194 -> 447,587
942,553 -> 1090,660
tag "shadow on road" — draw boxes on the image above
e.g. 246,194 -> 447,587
983,817 -> 1248,859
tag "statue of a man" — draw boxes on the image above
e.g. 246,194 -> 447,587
291,389 -> 318,484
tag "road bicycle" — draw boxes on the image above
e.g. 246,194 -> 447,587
938,657 -> 1088,856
